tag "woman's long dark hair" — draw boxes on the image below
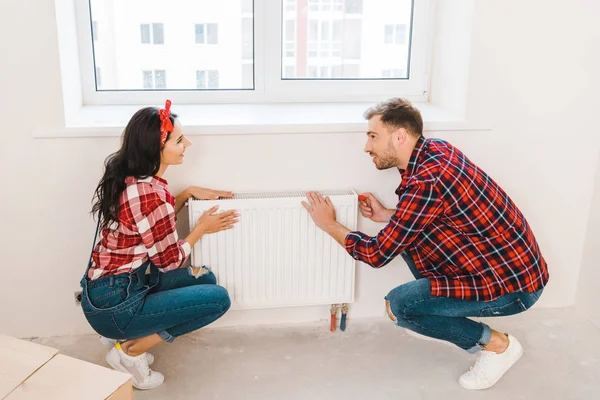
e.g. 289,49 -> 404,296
92,107 -> 177,230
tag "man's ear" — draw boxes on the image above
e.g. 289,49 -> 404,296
392,127 -> 408,145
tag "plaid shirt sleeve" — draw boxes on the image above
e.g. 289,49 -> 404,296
345,179 -> 444,268
134,196 -> 191,273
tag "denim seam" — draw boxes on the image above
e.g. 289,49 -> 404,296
398,298 -> 482,345
134,302 -> 228,318
89,290 -> 127,302
110,314 -> 125,337
400,314 -> 481,346
83,291 -> 147,314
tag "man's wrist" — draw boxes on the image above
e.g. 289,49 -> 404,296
324,220 -> 340,234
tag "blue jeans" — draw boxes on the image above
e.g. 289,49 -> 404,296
80,263 -> 231,343
385,251 -> 543,353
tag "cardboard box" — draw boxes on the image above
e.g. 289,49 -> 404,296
0,334 -> 132,400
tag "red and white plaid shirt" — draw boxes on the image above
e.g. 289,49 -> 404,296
345,137 -> 549,301
88,176 -> 190,280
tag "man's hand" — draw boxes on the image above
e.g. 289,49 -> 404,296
302,192 -> 351,247
302,192 -> 336,231
358,192 -> 394,223
188,186 -> 234,200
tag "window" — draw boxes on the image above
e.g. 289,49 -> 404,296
96,68 -> 102,88
140,24 -> 150,44
242,18 -> 253,59
344,0 -> 362,13
382,69 -> 407,79
284,0 -> 296,12
242,64 -> 254,88
284,66 -> 296,78
241,0 -> 253,13
283,20 -> 296,58
153,24 -> 164,44
195,24 -> 205,44
197,70 -> 220,89
77,0 -> 429,104
384,24 -> 407,45
141,23 -> 164,45
143,70 -> 166,89
92,21 -> 98,41
95,67 -> 102,88
195,23 -> 218,45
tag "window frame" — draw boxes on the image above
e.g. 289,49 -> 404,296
75,0 -> 432,105
195,23 -> 219,45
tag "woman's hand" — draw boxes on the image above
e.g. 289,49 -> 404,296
188,186 -> 234,200
194,206 -> 239,235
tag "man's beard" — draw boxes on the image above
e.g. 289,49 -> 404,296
372,140 -> 398,170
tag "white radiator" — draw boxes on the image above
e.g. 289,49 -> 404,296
188,190 -> 358,310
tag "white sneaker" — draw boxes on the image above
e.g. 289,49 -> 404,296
405,329 -> 454,348
99,336 -> 155,365
459,334 -> 524,390
106,344 -> 164,390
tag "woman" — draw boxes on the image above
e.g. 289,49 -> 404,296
80,100 -> 238,390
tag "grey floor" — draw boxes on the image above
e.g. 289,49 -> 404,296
33,308 -> 599,400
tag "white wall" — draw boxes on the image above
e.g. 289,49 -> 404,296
1,0 -> 599,338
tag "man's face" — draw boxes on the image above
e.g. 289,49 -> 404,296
364,115 -> 400,170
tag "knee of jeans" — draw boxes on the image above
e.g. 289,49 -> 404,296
214,286 -> 231,314
204,270 -> 217,285
386,288 -> 415,321
385,299 -> 414,328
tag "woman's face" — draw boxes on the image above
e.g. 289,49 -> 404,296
161,119 -> 192,166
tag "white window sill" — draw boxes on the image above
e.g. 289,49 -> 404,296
33,102 -> 490,138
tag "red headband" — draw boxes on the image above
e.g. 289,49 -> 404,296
158,99 -> 173,147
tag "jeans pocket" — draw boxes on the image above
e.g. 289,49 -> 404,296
478,298 -> 527,317
110,305 -> 140,337
86,287 -> 128,310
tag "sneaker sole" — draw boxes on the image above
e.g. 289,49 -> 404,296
105,350 -> 163,390
459,345 -> 524,390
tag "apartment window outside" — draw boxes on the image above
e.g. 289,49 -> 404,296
77,0 -> 428,104
140,23 -> 164,44
384,24 -> 407,45
195,23 -> 218,45
143,70 -> 167,89
197,70 -> 220,89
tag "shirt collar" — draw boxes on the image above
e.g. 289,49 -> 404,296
401,136 -> 427,177
397,136 -> 427,193
125,175 -> 168,189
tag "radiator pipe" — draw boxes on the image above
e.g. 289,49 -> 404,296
330,304 -> 338,332
340,303 -> 348,332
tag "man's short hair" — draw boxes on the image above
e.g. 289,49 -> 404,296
364,97 -> 424,137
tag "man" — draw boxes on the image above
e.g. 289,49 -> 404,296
302,98 -> 549,390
